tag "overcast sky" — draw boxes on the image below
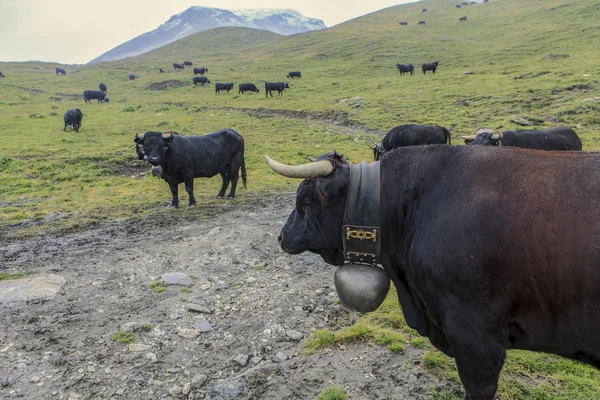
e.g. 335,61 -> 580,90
0,0 -> 417,65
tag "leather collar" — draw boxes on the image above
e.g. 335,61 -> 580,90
342,161 -> 381,265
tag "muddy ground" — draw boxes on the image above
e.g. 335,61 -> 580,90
0,195 -> 458,400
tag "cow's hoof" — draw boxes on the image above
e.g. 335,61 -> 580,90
169,204 -> 178,208
216,196 -> 225,200
189,204 -> 196,207
226,196 -> 235,200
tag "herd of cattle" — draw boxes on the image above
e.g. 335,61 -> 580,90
399,0 -> 487,27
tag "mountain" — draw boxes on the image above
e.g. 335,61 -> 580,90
88,7 -> 326,64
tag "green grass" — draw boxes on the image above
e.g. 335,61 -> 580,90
180,287 -> 192,293
0,271 -> 25,281
111,330 -> 136,344
148,281 -> 166,293
316,386 -> 348,400
141,323 -> 153,332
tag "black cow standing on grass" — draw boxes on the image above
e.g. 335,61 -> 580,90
193,67 -> 208,75
63,109 -> 83,132
193,76 -> 210,85
422,8 -> 427,12
418,20 -> 426,25
459,16 -> 467,22
399,21 -> 408,26
183,61 -> 193,67
215,82 -> 234,94
55,68 -> 66,75
265,82 -> 290,97
462,127 -> 582,150
265,146 -> 600,400
99,83 -> 107,93
173,63 -> 185,70
287,71 -> 301,79
370,124 -> 451,160
83,90 -> 109,103
396,63 -> 414,76
422,61 -> 439,74
0,71 -> 4,78
159,68 -> 165,73
238,83 -> 260,94
134,129 -> 247,207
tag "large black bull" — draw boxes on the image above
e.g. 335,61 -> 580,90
63,109 -> 83,132
238,83 -> 259,94
265,82 -> 290,97
134,130 -> 247,207
83,90 -> 109,103
462,127 -> 582,150
55,67 -> 66,75
422,61 -> 439,74
395,63 -> 414,76
370,124 -> 451,160
215,82 -> 234,94
265,145 -> 600,400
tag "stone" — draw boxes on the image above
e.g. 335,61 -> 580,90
207,376 -> 246,400
121,322 -> 142,332
177,328 -> 200,339
0,274 -> 65,304
161,273 -> 194,287
30,376 -> 41,383
146,353 -> 158,362
191,374 -> 208,389
232,354 -> 249,366
285,330 -> 303,341
207,227 -> 221,237
182,383 -> 191,396
188,303 -> 211,314
272,352 -> 287,363
169,386 -> 182,396
193,318 -> 214,333
128,344 -> 152,352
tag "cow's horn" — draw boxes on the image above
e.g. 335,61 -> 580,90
135,133 -> 144,139
460,135 -> 477,140
162,132 -> 173,139
308,156 -> 317,162
491,132 -> 503,140
265,156 -> 333,178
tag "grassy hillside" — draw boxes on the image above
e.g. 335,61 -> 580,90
1,1 -> 600,397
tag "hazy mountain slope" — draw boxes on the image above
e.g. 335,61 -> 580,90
89,7 -> 325,64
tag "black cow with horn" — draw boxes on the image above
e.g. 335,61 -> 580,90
369,124 -> 451,161
265,146 -> 600,400
134,130 -> 247,207
461,127 -> 582,150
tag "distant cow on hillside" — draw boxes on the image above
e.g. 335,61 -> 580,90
83,90 -> 108,103
183,61 -> 193,67
99,83 -> 107,93
215,82 -> 234,94
396,63 -> 414,76
265,82 -> 290,98
0,71 -> 4,78
55,68 -> 66,75
422,8 -> 427,12
159,68 -> 165,73
63,109 -> 83,132
287,71 -> 301,79
173,63 -> 185,70
459,16 -> 467,21
238,83 -> 260,94
399,21 -> 408,26
193,76 -> 210,85
128,74 -> 137,80
193,67 -> 208,75
422,61 -> 439,74
418,20 -> 426,25
370,124 -> 452,161
456,4 -> 461,8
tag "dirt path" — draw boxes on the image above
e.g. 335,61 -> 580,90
0,195 -> 454,399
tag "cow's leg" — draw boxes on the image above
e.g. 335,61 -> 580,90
217,171 -> 230,199
64,122 -> 67,131
184,179 -> 196,207
169,182 -> 179,208
227,164 -> 240,198
444,312 -> 505,400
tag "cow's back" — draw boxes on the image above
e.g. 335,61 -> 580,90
504,127 -> 582,150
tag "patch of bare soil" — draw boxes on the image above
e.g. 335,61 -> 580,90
149,81 -> 188,91
0,196 -> 457,399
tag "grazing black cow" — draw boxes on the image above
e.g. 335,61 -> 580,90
128,74 -> 137,80
418,20 -> 426,25
422,8 -> 427,12
83,90 -> 109,103
399,21 -> 408,26
193,76 -> 210,85
456,4 -> 462,8
215,82 -> 234,94
183,61 -> 193,67
159,68 -> 165,73
193,67 -> 208,75
55,68 -> 66,75
459,16 -> 467,21
265,146 -> 600,400
422,61 -> 439,74
238,83 -> 260,94
134,130 -> 247,206
0,71 -> 4,78
63,109 -> 83,132
395,63 -> 414,76
265,82 -> 290,98
462,127 -> 582,151
287,71 -> 301,79
173,63 -> 185,70
483,0 -> 489,2
370,124 -> 451,160
99,83 -> 107,93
